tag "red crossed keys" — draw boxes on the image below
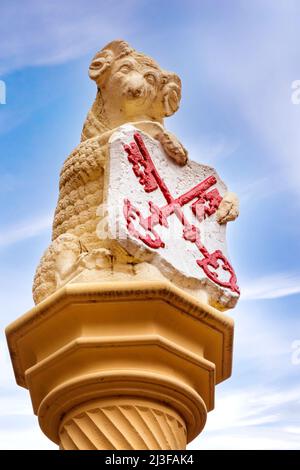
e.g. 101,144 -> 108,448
123,132 -> 239,294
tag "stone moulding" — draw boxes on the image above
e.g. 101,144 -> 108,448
6,280 -> 233,449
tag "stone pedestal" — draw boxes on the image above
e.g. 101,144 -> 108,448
6,280 -> 233,450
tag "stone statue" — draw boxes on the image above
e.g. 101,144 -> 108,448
33,40 -> 239,308
8,41 -> 240,450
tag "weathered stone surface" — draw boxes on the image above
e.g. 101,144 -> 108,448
32,39 -> 239,309
107,125 -> 239,309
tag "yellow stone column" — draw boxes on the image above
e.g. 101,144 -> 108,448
6,280 -> 233,450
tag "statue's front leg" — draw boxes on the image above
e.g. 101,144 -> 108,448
155,129 -> 188,166
130,121 -> 188,166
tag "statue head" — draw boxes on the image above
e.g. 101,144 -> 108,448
88,40 -> 181,121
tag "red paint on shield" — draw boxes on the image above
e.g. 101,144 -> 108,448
123,132 -> 239,295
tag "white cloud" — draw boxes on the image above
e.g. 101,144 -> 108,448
284,426 -> 300,434
190,385 -> 300,450
0,215 -> 51,247
0,426 -> 56,450
0,337 -> 55,449
192,432 -> 300,450
0,339 -> 16,389
0,0 -> 139,75
232,305 -> 293,370
238,175 -> 284,205
192,0 -> 300,197
242,271 -> 300,300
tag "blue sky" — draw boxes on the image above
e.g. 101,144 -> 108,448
1,0 -> 300,449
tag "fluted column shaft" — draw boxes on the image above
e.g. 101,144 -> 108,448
59,397 -> 187,450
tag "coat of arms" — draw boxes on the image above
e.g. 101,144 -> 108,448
107,125 -> 239,308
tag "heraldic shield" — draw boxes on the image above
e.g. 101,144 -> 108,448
106,125 -> 239,309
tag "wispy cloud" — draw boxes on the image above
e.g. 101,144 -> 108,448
0,420 -> 56,450
238,175 -> 284,205
191,0 -> 300,197
0,215 -> 51,248
167,123 -> 239,166
284,426 -> 300,435
242,272 -> 300,300
0,0 -> 139,75
191,385 -> 300,449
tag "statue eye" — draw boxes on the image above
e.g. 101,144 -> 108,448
145,73 -> 156,85
119,64 -> 132,74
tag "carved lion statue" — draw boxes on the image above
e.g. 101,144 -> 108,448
33,40 -> 238,305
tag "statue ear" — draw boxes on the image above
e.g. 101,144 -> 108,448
161,73 -> 182,117
89,50 -> 114,84
89,40 -> 133,86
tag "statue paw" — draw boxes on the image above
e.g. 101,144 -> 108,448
78,247 -> 113,270
216,192 -> 239,224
